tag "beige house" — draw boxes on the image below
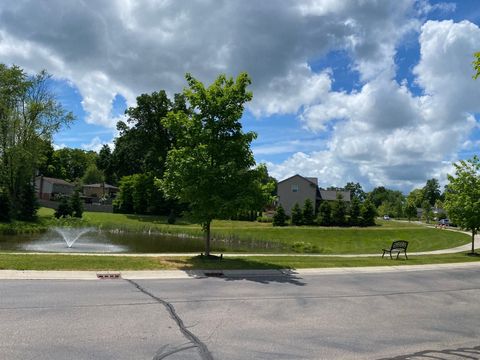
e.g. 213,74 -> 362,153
35,176 -> 74,200
277,174 -> 351,215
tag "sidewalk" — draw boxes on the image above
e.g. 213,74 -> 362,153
1,261 -> 480,280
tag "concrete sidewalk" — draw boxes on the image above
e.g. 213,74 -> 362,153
1,261 -> 480,280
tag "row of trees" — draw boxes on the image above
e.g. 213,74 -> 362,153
273,197 -> 376,227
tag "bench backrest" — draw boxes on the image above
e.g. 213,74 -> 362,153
391,240 -> 408,250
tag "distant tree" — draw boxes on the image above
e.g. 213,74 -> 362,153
404,201 -> 417,222
423,178 -> 441,207
114,173 -> 173,215
54,197 -> 72,218
82,164 -> 104,185
0,190 -> 12,222
273,204 -> 287,226
302,199 -> 315,225
317,201 -> 332,226
349,197 -> 361,226
331,193 -> 347,226
97,144 -> 116,185
291,203 -> 303,226
161,73 -> 262,256
344,182 -> 366,201
444,156 -> 480,254
360,199 -> 376,226
422,200 -> 433,223
407,188 -> 424,208
70,191 -> 83,218
17,183 -> 39,221
367,186 -> 404,209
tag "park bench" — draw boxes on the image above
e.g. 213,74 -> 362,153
382,240 -> 408,260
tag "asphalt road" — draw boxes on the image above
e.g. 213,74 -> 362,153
1,267 -> 480,359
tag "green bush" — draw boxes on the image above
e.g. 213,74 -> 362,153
291,203 -> 303,226
317,201 -> 332,226
17,183 -> 39,221
70,191 -> 83,218
55,197 -> 73,219
273,205 -> 287,226
256,216 -> 273,223
302,199 -> 315,225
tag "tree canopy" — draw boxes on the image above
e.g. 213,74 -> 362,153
161,73 -> 262,255
0,64 -> 73,220
444,156 -> 480,254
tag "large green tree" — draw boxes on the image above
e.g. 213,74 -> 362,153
112,91 -> 185,179
0,64 -> 73,219
444,156 -> 480,254
161,73 -> 261,256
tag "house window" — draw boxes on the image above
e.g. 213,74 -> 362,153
292,184 -> 299,192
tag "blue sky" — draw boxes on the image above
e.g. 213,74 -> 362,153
1,0 -> 479,191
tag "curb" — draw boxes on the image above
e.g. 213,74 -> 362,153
1,262 -> 479,280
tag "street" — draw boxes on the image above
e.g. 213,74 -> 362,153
1,266 -> 480,359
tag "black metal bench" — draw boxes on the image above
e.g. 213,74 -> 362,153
382,240 -> 408,259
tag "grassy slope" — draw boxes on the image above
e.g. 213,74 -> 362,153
1,208 -> 470,255
80,210 -> 469,254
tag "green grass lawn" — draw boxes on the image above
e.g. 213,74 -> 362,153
1,252 -> 480,271
80,210 -> 469,254
1,208 -> 470,255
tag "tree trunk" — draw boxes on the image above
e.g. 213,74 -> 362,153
205,221 -> 211,256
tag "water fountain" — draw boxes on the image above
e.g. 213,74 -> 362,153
53,227 -> 94,248
20,227 -> 127,253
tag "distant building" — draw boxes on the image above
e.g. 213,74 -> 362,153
277,174 -> 351,215
35,176 -> 74,200
83,183 -> 119,199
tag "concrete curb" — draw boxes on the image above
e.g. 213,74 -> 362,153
1,262 -> 480,280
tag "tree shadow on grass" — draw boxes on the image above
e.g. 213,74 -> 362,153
164,256 -> 306,286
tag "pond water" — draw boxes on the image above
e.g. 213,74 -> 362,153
0,227 -> 286,253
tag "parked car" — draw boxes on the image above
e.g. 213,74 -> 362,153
438,219 -> 449,226
383,215 -> 390,220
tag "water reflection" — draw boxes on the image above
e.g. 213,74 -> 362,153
0,228 -> 286,254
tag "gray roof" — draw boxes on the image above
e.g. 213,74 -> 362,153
319,190 -> 351,202
37,176 -> 74,187
278,174 -> 318,185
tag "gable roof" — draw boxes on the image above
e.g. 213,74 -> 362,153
37,176 -> 74,186
278,174 -> 318,186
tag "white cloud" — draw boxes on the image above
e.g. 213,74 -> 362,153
81,137 -> 110,152
271,19 -> 480,191
0,1 -> 478,191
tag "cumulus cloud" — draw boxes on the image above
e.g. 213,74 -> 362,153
0,1 -> 478,191
269,19 -> 480,190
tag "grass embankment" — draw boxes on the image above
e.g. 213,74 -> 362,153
1,253 -> 480,271
1,208 -> 470,254
80,210 -> 469,254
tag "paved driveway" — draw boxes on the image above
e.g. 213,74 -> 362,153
1,266 -> 480,359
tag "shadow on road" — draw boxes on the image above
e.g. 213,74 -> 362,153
163,256 -> 306,286
378,344 -> 480,359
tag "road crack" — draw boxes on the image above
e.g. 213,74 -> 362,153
125,279 -> 214,360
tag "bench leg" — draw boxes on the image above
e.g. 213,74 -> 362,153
396,252 -> 400,260
405,252 -> 408,260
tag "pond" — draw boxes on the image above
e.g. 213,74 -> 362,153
0,227 -> 286,253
